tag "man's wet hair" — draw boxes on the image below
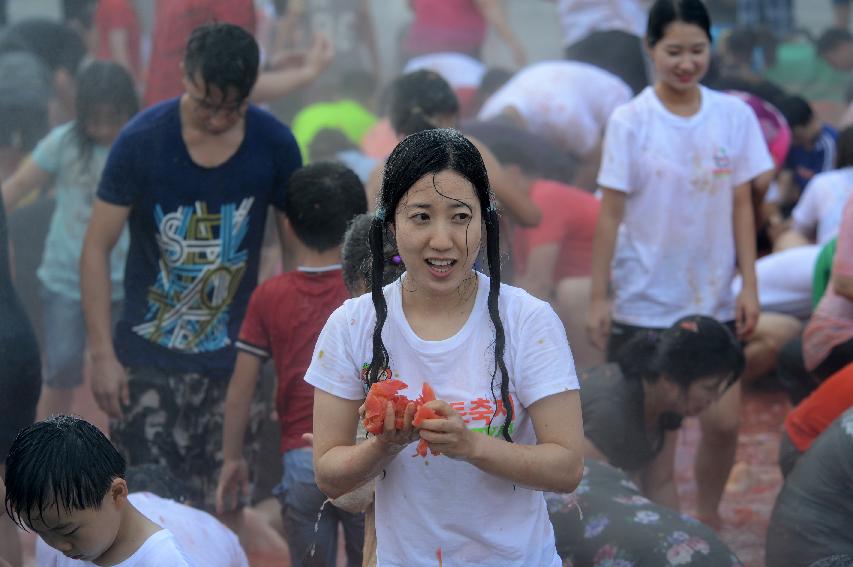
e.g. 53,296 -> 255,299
184,22 -> 260,103
4,415 -> 126,530
284,161 -> 368,252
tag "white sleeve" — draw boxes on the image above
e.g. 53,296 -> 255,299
35,537 -> 63,567
512,301 -> 580,409
596,111 -> 635,193
304,303 -> 365,400
149,534 -> 195,566
733,103 -> 775,186
791,176 -> 821,233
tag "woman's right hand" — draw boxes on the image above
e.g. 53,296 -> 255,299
374,400 -> 419,454
585,298 -> 612,351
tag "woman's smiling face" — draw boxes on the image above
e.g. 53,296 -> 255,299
392,169 -> 482,297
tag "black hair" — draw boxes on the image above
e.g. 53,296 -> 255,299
836,126 -> 853,169
72,61 -> 139,169
722,27 -> 755,61
4,415 -> 126,530
308,128 -> 359,163
484,136 -> 541,176
816,28 -> 853,57
63,0 -> 97,29
647,0 -> 712,48
3,19 -> 87,75
389,70 -> 459,136
776,95 -> 814,129
0,51 -> 52,151
184,22 -> 260,103
368,128 -> 514,441
616,315 -> 744,392
341,213 -> 404,295
284,161 -> 368,252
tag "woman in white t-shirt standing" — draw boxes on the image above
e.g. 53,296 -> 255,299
587,0 -> 773,528
307,128 -> 583,566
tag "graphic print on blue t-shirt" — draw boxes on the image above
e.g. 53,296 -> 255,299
97,99 -> 302,378
133,198 -> 254,352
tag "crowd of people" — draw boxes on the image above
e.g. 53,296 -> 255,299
0,0 -> 852,566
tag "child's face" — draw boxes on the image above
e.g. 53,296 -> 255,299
392,169 -> 482,297
85,105 -> 130,147
27,489 -> 123,562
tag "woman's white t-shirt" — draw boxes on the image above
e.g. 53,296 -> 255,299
477,61 -> 632,157
305,272 -> 578,567
598,85 -> 774,327
792,167 -> 853,245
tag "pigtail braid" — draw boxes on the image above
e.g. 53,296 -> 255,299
366,216 -> 390,389
484,207 -> 513,442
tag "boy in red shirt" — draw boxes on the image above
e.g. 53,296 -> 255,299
215,161 -> 367,566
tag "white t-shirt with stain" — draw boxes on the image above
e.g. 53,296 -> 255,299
477,61 -> 632,157
305,271 -> 578,567
598,85 -> 774,327
37,492 -> 248,567
792,166 -> 853,245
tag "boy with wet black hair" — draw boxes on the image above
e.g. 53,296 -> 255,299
4,415 -> 193,565
777,94 -> 838,207
217,161 -> 367,567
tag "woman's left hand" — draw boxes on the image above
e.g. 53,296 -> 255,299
735,286 -> 760,340
416,400 -> 480,461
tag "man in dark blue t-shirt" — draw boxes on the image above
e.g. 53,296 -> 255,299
81,23 -> 302,513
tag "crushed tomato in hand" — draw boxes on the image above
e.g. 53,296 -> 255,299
363,380 -> 445,458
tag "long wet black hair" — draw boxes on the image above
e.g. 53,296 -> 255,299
616,315 -> 745,391
72,60 -> 138,170
366,128 -> 514,441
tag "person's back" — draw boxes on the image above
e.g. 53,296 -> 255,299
37,492 -> 248,566
767,408 -> 853,567
515,180 -> 599,281
477,61 -> 632,157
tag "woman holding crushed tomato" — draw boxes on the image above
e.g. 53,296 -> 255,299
305,128 -> 584,566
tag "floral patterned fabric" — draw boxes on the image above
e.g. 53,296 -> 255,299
546,460 -> 742,566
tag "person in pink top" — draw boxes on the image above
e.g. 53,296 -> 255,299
404,0 -> 526,66
802,195 -> 853,380
95,0 -> 142,83
487,136 -> 602,369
